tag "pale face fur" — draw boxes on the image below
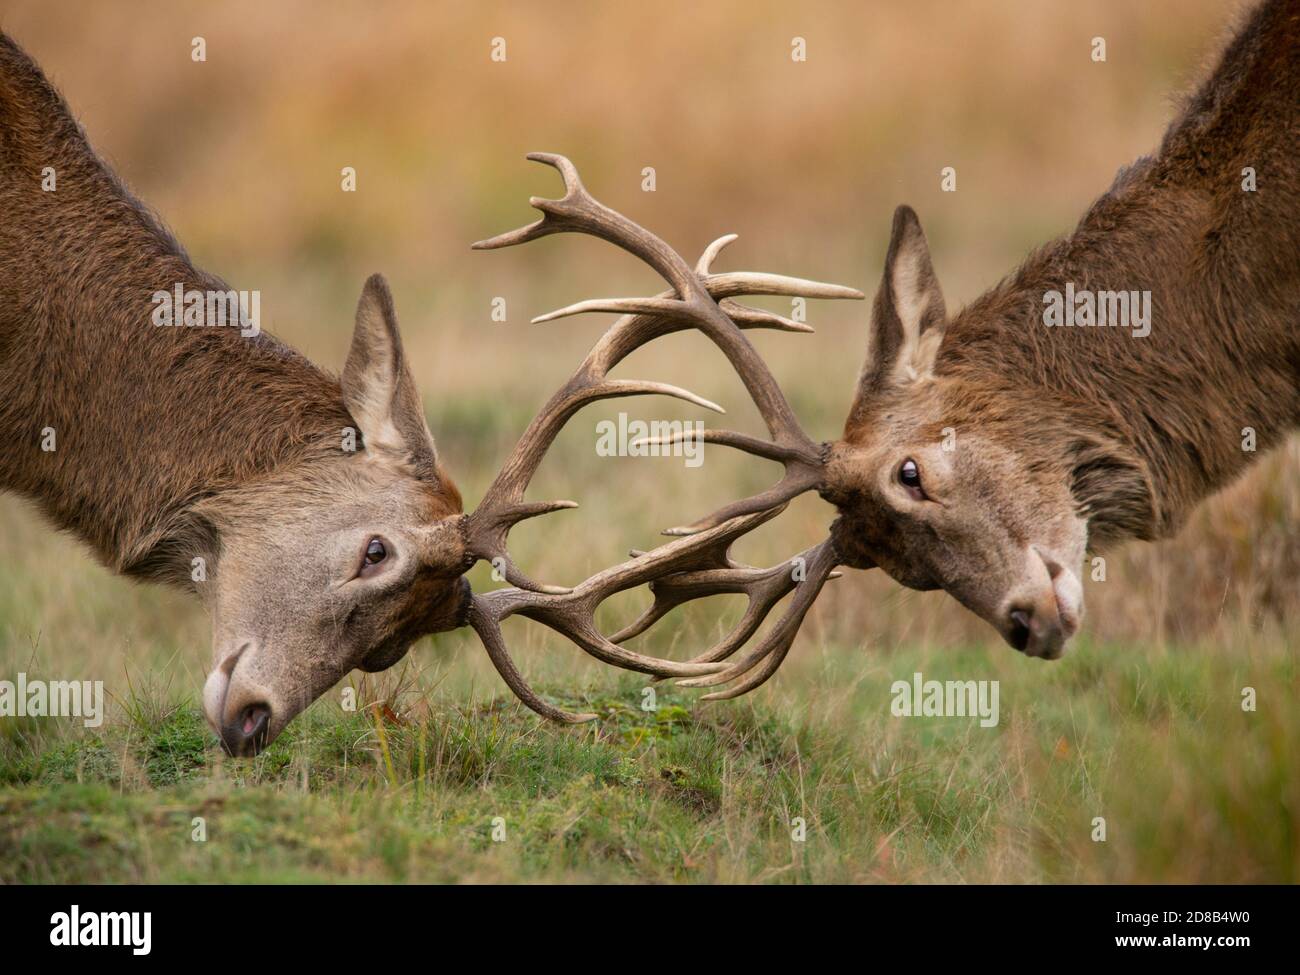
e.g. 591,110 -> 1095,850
199,276 -> 467,755
826,207 -> 1087,659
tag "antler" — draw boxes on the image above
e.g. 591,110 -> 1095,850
458,152 -> 862,719
466,509 -> 783,722
464,152 -> 861,577
668,536 -> 841,699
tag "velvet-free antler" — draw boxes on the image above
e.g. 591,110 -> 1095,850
459,153 -> 860,716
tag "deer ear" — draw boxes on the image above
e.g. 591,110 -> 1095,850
341,274 -> 439,480
857,205 -> 947,395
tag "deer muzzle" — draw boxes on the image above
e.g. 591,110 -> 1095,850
202,643 -> 279,757
1002,547 -> 1083,659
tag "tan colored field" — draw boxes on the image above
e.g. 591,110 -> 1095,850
1,0 -> 1295,883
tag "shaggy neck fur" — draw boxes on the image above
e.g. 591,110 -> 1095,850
0,34 -> 353,584
937,0 -> 1300,547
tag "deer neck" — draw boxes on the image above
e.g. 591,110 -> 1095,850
0,35 -> 352,584
940,0 -> 1300,545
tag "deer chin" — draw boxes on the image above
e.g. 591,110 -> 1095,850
997,547 -> 1083,661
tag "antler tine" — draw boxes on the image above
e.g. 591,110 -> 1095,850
466,599 -> 599,724
540,226 -> 867,537
473,152 -> 698,296
673,536 -> 841,699
635,234 -> 857,535
605,513 -> 771,645
462,154 -> 862,592
464,510 -> 784,723
610,538 -> 842,666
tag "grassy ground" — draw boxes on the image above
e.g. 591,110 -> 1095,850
2,626 -> 1295,883
2,1 -> 1296,883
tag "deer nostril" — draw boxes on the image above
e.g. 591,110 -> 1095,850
241,703 -> 270,738
220,703 -> 272,757
1008,608 -> 1032,652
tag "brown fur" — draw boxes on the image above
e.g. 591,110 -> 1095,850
824,0 -> 1299,658
939,0 -> 1299,541
0,33 -> 467,754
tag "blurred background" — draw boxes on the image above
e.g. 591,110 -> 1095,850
1,0 -> 1295,882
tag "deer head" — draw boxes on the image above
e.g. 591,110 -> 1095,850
199,154 -> 863,755
821,206 -> 1087,659
643,206 -> 1098,694
199,275 -> 471,756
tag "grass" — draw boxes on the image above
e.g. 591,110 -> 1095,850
2,631 -> 1295,883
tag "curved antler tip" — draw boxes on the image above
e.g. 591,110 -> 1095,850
696,233 -> 741,274
661,526 -> 698,537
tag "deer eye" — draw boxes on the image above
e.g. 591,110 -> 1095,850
353,537 -> 393,582
898,459 -> 926,500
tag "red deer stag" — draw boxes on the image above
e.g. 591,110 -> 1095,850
0,34 -> 861,754
495,0 -> 1299,700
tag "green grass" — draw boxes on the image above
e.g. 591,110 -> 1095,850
2,636 -> 1294,883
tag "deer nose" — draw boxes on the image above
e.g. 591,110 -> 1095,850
219,702 -> 271,757
1003,549 -> 1083,660
1006,602 -> 1066,659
